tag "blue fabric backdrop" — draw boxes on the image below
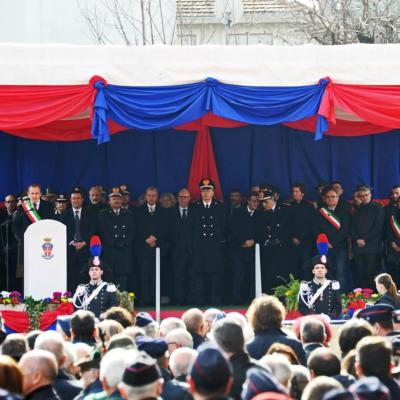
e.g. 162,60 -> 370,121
1,125 -> 399,200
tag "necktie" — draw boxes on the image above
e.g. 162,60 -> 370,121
182,208 -> 187,219
206,204 -> 209,209
33,203 -> 38,210
74,210 -> 82,241
149,206 -> 155,215
115,209 -> 120,216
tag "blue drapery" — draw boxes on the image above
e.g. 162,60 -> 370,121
1,125 -> 399,200
92,78 -> 329,144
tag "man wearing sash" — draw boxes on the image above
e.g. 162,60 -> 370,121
314,187 -> 350,292
298,254 -> 342,319
73,256 -> 118,318
12,184 -> 54,290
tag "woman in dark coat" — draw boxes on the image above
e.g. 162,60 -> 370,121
375,273 -> 400,309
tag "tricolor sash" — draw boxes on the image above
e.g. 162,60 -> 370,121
21,197 -> 42,223
390,215 -> 400,239
319,207 -> 341,230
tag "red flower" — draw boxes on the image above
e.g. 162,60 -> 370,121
11,298 -> 19,304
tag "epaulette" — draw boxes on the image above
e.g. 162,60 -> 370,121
106,283 -> 117,292
331,280 -> 340,290
300,281 -> 309,292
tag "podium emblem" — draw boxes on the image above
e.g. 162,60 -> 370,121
42,238 -> 54,259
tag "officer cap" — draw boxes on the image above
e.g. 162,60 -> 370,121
135,312 -> 154,327
135,336 -> 168,359
199,178 -> 215,190
191,345 -> 232,394
56,315 -> 72,338
70,187 -> 83,196
88,257 -> 104,270
120,184 -> 130,195
122,352 -> 161,387
258,189 -> 273,201
108,187 -> 122,198
56,194 -> 67,202
356,304 -> 394,325
241,366 -> 286,400
348,376 -> 390,399
311,254 -> 329,268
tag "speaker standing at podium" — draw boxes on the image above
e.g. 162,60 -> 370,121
12,184 -> 54,290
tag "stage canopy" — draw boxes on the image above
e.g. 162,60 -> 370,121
1,44 -> 400,200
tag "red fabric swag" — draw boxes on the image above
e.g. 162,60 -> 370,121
1,310 -> 30,333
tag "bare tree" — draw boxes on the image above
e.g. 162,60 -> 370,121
295,0 -> 400,44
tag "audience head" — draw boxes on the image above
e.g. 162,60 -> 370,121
159,317 -> 186,337
301,376 -> 343,400
300,317 -> 326,345
289,365 -> 310,400
266,343 -> 300,365
307,348 -> 341,378
338,319 -> 374,357
246,295 -> 285,333
182,308 -> 205,336
98,319 -> 124,342
119,351 -> 163,400
341,349 -> 357,377
26,331 -> 41,351
211,319 -> 244,356
34,331 -> 65,367
166,328 -> 193,354
0,355 -> 23,395
293,315 -> 332,345
189,345 -> 232,398
18,349 -> 58,396
107,333 -> 136,352
355,336 -> 393,380
70,310 -> 96,342
1,334 -> 28,362
203,308 -> 222,334
348,376 -> 390,400
169,347 -> 198,379
101,307 -> 134,329
260,354 -> 292,388
357,304 -> 394,336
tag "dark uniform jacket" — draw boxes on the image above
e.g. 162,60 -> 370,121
289,199 -> 315,248
170,204 -> 192,260
54,369 -> 81,400
314,205 -> 350,250
133,203 -> 169,258
227,206 -> 255,259
229,352 -> 258,400
12,199 -> 54,238
254,203 -> 292,248
298,279 -> 342,319
191,200 -> 225,273
351,201 -> 384,254
97,208 -> 134,274
26,385 -> 61,400
247,328 -> 306,366
73,280 -> 118,318
375,292 -> 400,309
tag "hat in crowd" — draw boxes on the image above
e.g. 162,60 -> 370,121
75,347 -> 102,372
199,178 -> 215,190
120,184 -> 130,195
356,304 -> 394,325
241,367 -> 286,400
70,187 -> 83,196
57,316 -> 72,338
45,187 -> 57,197
258,189 -> 274,201
135,336 -> 167,359
349,376 -> 390,399
122,351 -> 162,388
191,345 -> 232,393
135,312 -> 154,328
56,194 -> 67,203
322,389 -> 356,400
107,333 -> 136,351
109,187 -> 122,198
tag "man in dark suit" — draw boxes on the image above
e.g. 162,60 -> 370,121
170,188 -> 192,305
12,184 -> 54,291
227,192 -> 258,304
191,179 -> 225,305
61,188 -> 96,291
133,186 -> 169,305
314,187 -> 350,291
97,188 -> 135,291
87,186 -> 108,215
351,185 -> 384,288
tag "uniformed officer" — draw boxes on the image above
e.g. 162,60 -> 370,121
97,188 -> 134,291
298,254 -> 342,319
72,257 -> 118,318
254,189 -> 293,293
191,178 -> 225,305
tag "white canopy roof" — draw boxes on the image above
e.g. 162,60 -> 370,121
1,43 -> 400,86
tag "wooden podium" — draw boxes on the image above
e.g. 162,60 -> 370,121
24,220 -> 67,298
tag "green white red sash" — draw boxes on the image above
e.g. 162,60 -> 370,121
21,197 -> 42,223
390,215 -> 400,239
319,207 -> 341,230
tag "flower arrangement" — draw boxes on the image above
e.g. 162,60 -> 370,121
341,288 -> 381,316
42,291 -> 72,306
116,291 -> 135,312
0,291 -> 23,305
273,274 -> 301,312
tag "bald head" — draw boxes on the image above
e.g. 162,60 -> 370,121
169,347 -> 198,379
19,350 -> 58,395
181,308 -> 205,335
34,331 -> 65,366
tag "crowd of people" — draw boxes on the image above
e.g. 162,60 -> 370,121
0,294 -> 399,399
0,179 -> 399,305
